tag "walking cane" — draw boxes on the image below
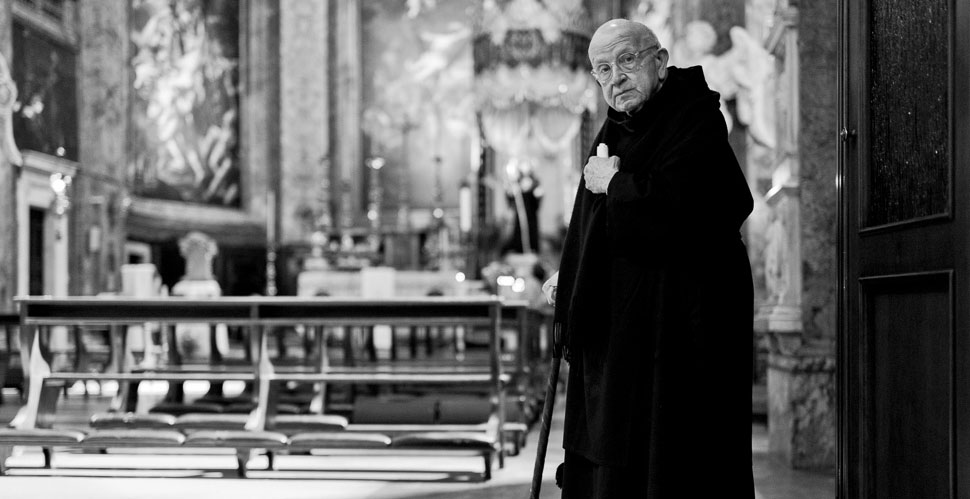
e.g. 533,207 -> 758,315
529,322 -> 562,499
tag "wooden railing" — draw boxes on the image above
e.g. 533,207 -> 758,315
0,296 -> 551,479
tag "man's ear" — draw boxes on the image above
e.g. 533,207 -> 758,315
656,47 -> 670,81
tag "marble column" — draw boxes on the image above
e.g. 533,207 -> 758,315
334,0 -> 363,229
756,2 -> 801,337
242,0 -> 280,232
0,0 -> 9,52
0,0 -> 16,311
767,344 -> 836,469
75,0 -> 129,295
774,0 -> 838,471
241,0 -> 281,293
753,0 -> 837,471
279,0 -> 329,245
796,0 -> 838,344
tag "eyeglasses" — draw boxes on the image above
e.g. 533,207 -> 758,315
589,46 -> 660,83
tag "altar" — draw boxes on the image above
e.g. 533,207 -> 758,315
297,267 -> 477,298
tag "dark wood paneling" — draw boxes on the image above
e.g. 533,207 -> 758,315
861,272 -> 953,498
952,0 -> 970,496
842,0 -> 969,497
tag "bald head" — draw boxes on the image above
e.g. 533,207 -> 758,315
589,19 -> 660,58
587,19 -> 668,114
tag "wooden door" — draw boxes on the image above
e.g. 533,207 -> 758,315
840,0 -> 970,498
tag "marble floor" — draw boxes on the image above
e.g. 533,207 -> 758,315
0,386 -> 834,499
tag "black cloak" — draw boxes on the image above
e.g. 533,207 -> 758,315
554,66 -> 755,497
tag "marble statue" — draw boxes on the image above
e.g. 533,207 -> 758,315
669,21 -> 735,129
627,0 -> 673,49
667,21 -> 776,148
720,26 -> 776,149
764,211 -> 789,305
178,231 -> 219,281
172,231 -> 224,360
0,51 -> 22,167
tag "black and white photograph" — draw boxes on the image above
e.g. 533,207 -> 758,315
0,0 -> 954,498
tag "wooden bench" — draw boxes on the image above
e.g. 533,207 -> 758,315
0,296 -> 512,479
0,313 -> 21,402
126,302 -> 548,454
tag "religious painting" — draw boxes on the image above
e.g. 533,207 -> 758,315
128,0 -> 241,207
11,21 -> 78,161
361,0 -> 476,211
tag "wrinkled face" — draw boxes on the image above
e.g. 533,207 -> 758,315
588,33 -> 668,114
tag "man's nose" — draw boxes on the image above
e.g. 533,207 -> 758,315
610,71 -> 628,87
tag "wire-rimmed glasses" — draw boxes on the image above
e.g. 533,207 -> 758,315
590,45 -> 660,84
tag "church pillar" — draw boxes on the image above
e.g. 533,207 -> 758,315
754,0 -> 837,471
0,0 -> 16,311
756,3 -> 802,338
333,0 -> 363,230
0,0 -> 9,52
279,0 -> 329,246
242,0 -> 281,294
75,0 -> 129,295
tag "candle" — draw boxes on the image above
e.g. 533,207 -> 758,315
267,190 -> 276,243
459,182 -> 472,233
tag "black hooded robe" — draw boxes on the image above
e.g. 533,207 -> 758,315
555,66 -> 755,498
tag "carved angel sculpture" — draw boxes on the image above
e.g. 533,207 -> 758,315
0,51 -> 23,167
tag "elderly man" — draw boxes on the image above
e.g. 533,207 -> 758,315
543,19 -> 754,497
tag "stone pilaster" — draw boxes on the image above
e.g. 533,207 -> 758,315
767,344 -> 836,470
0,0 -> 16,311
279,0 -> 329,245
242,0 -> 279,231
756,185 -> 803,339
751,0 -> 837,471
755,1 -> 801,343
75,0 -> 129,295
797,0 -> 838,343
0,0 -> 9,53
334,0 -> 363,229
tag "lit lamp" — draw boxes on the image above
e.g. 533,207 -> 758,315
366,156 -> 385,250
50,173 -> 72,242
50,173 -> 71,216
306,162 -> 333,271
459,179 -> 472,234
458,178 -> 473,275
431,156 -> 445,225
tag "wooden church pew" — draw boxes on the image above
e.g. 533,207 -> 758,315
0,296 -> 511,479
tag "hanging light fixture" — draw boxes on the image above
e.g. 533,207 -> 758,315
473,0 -> 598,165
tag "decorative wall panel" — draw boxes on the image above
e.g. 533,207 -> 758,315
279,0 -> 329,244
128,0 -> 241,207
866,0 -> 949,226
361,0 -> 475,211
11,20 -> 77,161
863,272 -> 952,498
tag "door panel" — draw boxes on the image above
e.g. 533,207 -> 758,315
28,208 -> 44,296
862,272 -> 952,499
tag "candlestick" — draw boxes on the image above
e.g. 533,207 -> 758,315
266,189 -> 277,296
459,180 -> 472,233
266,190 -> 276,244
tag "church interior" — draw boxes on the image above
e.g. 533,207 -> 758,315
0,0 -> 846,497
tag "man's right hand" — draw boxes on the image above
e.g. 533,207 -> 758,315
542,271 -> 559,305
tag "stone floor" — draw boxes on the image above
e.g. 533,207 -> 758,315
0,385 -> 834,499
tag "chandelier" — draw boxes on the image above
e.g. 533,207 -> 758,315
473,0 -> 598,161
